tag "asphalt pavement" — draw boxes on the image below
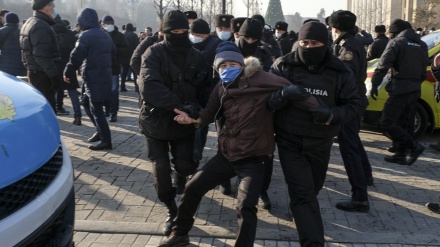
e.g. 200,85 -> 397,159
56,83 -> 440,247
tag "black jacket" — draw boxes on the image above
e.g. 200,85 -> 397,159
276,32 -> 293,56
20,11 -> 61,78
52,16 -> 78,89
0,23 -> 26,76
371,28 -> 428,96
236,38 -> 273,72
123,29 -> 139,62
107,26 -> 130,74
138,42 -> 210,140
268,48 -> 361,139
332,32 -> 367,97
367,34 -> 389,61
262,29 -> 282,58
130,34 -> 161,76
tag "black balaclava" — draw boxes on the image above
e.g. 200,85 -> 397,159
297,21 -> 329,67
238,37 -> 259,57
162,10 -> 191,50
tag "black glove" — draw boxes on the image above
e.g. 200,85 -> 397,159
179,104 -> 200,119
282,84 -> 309,101
50,76 -> 62,90
370,86 -> 378,100
435,81 -> 440,103
311,106 -> 333,125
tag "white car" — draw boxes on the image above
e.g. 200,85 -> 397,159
0,71 -> 74,247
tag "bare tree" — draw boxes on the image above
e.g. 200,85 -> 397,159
152,0 -> 171,20
414,0 -> 440,30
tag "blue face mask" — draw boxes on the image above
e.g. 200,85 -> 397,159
52,8 -> 57,19
220,67 -> 241,84
218,31 -> 231,41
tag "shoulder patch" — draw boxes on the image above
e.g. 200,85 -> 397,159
341,51 -> 353,61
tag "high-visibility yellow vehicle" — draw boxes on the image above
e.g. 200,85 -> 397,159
364,30 -> 440,137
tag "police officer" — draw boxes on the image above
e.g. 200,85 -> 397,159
184,11 -> 197,24
213,14 -> 234,41
252,14 -> 283,59
268,21 -> 361,246
370,19 -> 428,166
274,21 -> 293,55
367,25 -> 389,61
230,17 -> 246,40
329,10 -> 373,212
138,10 -> 210,236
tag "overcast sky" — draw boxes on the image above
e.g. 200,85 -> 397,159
235,0 -> 346,18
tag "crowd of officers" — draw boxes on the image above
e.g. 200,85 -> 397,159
2,0 -> 434,246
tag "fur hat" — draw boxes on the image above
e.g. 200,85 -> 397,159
32,0 -> 53,10
213,42 -> 244,69
184,11 -> 197,20
230,17 -> 246,33
215,14 -> 234,28
329,10 -> 357,32
275,21 -> 288,31
126,23 -> 134,31
374,25 -> 386,33
162,10 -> 189,33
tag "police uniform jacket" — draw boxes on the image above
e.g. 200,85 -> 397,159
20,11 -> 61,78
0,23 -> 26,76
107,26 -> 130,74
198,57 -> 317,161
366,34 -> 389,61
332,32 -> 367,97
262,29 -> 282,58
268,48 -> 361,139
276,32 -> 293,56
236,39 -> 273,72
139,42 -> 210,140
130,34 -> 160,76
371,28 -> 428,96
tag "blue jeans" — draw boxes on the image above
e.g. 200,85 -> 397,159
67,89 -> 82,118
108,75 -> 119,115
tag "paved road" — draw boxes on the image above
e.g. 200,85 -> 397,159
57,84 -> 440,247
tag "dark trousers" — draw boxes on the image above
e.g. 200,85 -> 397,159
67,89 -> 82,118
193,125 -> 209,167
90,100 -> 111,143
338,96 -> 372,202
105,75 -> 119,115
81,94 -> 97,128
146,134 -> 196,203
28,70 -> 56,112
121,64 -> 138,91
173,153 -> 268,247
380,92 -> 420,150
276,134 -> 333,247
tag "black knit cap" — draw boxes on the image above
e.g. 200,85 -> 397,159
184,11 -> 197,20
388,19 -> 412,34
329,10 -> 356,32
251,14 -> 265,26
299,21 -> 328,46
374,25 -> 386,33
32,0 -> 53,10
239,18 -> 263,39
190,18 -> 210,34
303,19 -> 320,25
126,23 -> 134,31
5,12 -> 19,24
162,10 -> 189,33
275,21 -> 288,31
215,14 -> 234,28
230,17 -> 246,33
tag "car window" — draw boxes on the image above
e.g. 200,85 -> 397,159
422,31 -> 440,50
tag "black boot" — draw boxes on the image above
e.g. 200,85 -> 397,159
158,233 -> 189,247
87,132 -> 101,142
336,200 -> 369,212
384,151 -> 407,165
407,143 -> 425,166
72,116 -> 81,126
258,191 -> 272,210
163,200 -> 177,236
219,180 -> 232,195
174,174 -> 186,195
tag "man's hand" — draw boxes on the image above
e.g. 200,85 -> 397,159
434,53 -> 440,68
179,104 -> 200,119
370,86 -> 378,100
282,84 -> 309,101
311,106 -> 333,125
174,109 -> 198,124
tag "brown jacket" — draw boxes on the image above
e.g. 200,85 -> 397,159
199,57 -> 317,161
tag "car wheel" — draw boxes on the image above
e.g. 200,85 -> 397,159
413,103 -> 428,138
